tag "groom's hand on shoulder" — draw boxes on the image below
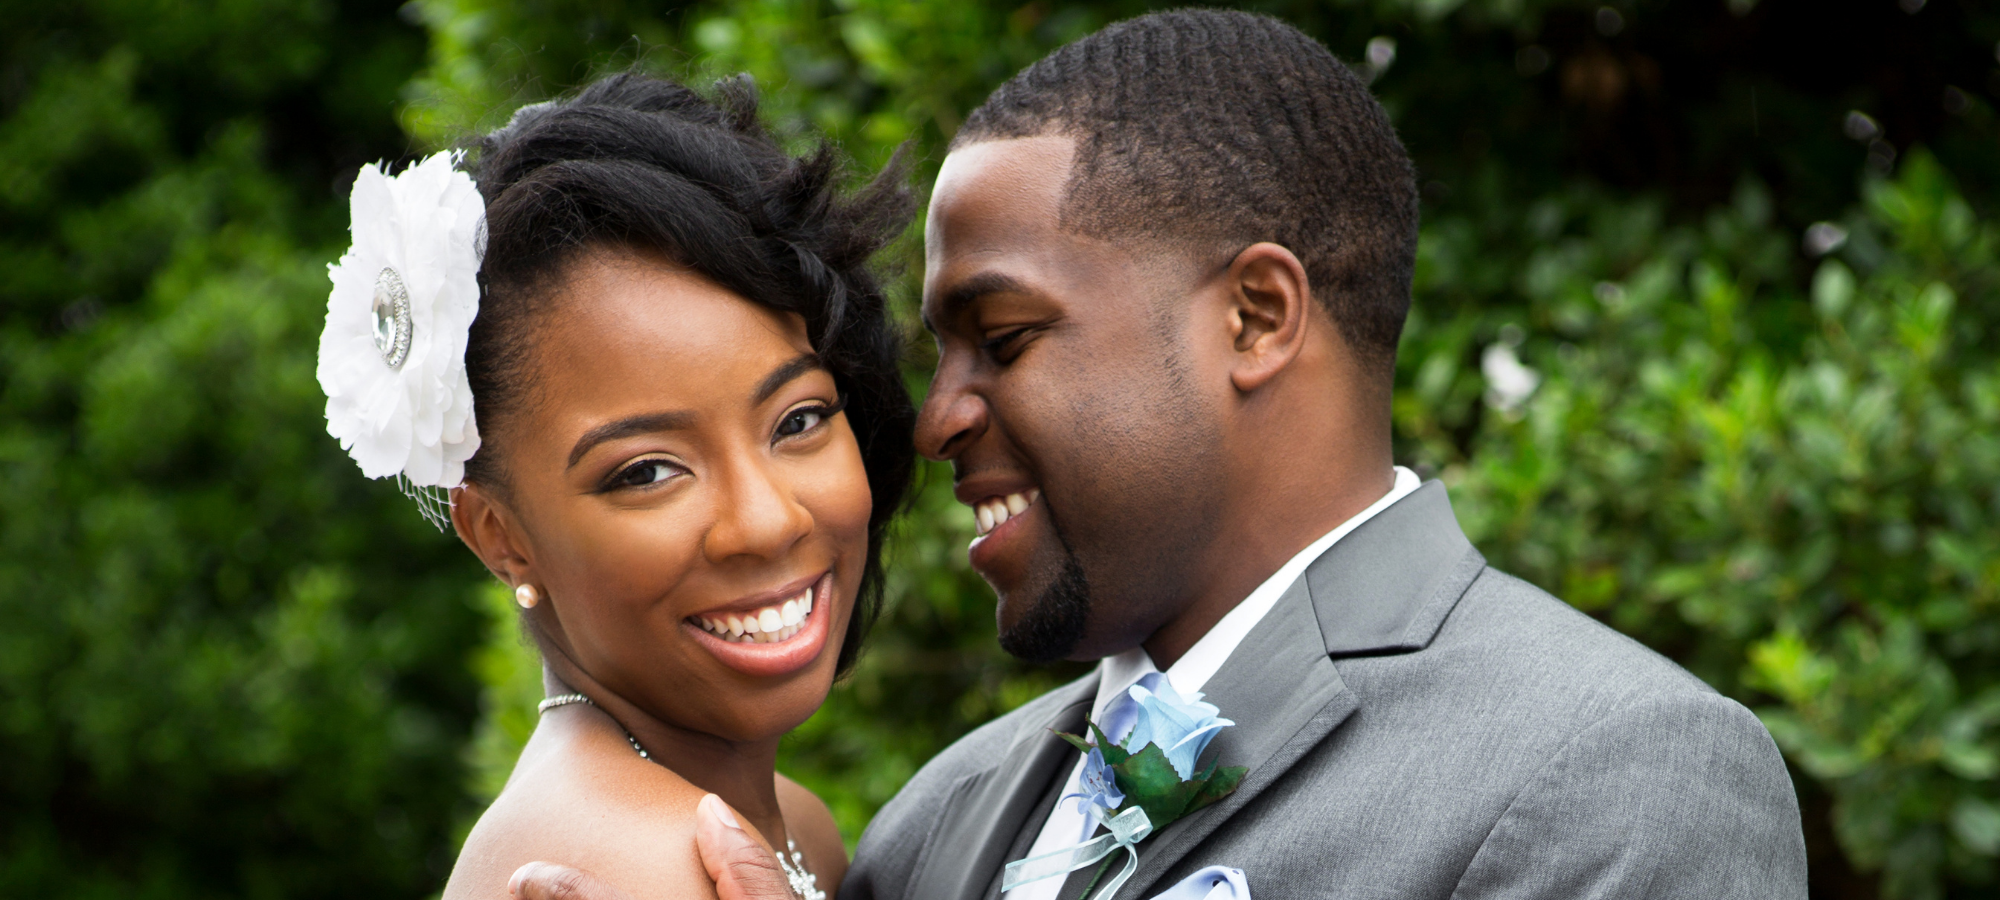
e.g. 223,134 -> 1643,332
507,795 -> 796,900
695,793 -> 799,900
509,862 -> 634,900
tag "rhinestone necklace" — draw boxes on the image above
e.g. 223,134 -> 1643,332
537,693 -> 824,900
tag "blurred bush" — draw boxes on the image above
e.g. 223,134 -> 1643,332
6,1 -> 1998,899
0,2 -> 488,897
1420,153 -> 2000,899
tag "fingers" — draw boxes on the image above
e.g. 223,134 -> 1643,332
509,861 -> 635,900
696,794 -> 800,900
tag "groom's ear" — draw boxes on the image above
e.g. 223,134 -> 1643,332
451,483 -> 535,587
1223,241 -> 1314,394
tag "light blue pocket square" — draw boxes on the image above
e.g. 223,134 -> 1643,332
1145,865 -> 1248,900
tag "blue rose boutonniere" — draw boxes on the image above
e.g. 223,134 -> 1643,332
1003,679 -> 1248,900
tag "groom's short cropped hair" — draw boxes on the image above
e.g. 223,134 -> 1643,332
954,9 -> 1418,373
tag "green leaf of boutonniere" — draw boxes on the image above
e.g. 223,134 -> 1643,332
1184,760 -> 1248,816
1109,742 -> 1204,826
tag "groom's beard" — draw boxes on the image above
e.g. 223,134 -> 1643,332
996,522 -> 1093,663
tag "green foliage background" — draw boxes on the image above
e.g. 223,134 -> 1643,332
4,1 -> 1997,898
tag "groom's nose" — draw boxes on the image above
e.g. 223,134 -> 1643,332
915,353 -> 989,462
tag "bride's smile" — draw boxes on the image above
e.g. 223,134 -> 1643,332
684,569 -> 836,677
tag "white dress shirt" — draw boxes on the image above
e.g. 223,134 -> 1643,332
1004,467 -> 1423,900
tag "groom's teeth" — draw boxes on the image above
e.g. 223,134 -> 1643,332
973,490 -> 1040,536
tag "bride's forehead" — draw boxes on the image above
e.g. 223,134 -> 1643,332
543,255 -> 812,372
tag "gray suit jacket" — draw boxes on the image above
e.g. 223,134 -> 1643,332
841,482 -> 1807,899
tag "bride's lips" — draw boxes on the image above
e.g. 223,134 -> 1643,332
683,571 -> 836,678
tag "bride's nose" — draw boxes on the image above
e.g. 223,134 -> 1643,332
702,455 -> 813,563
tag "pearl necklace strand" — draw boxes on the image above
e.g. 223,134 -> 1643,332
536,693 -> 825,900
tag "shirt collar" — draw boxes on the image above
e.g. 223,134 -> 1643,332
1090,466 -> 1423,722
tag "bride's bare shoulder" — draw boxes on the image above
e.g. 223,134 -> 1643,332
444,709 -> 712,900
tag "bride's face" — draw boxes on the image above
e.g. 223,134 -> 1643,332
478,250 -> 872,742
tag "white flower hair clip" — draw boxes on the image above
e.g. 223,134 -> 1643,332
316,150 -> 485,528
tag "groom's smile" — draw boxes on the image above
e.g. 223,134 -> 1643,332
916,135 -> 1231,664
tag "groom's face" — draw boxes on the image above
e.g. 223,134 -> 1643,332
917,135 -> 1228,663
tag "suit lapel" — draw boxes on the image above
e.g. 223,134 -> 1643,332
1115,481 -> 1487,897
906,678 -> 1096,900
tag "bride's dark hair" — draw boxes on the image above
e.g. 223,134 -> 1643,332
462,71 -> 917,676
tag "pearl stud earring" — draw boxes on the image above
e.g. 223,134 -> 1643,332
514,584 -> 540,609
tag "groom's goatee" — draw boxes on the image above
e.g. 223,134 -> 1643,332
998,554 -> 1092,663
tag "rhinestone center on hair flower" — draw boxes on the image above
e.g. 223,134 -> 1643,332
371,267 -> 413,368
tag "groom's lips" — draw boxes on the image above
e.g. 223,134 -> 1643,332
960,479 -> 1044,576
683,571 -> 836,678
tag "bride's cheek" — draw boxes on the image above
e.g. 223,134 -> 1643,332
804,431 -> 875,548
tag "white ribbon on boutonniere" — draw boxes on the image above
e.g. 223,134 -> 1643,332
1004,806 -> 1154,899
1003,677 -> 1248,900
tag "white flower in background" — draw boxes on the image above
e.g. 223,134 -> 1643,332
1482,341 -> 1541,414
317,151 -> 484,502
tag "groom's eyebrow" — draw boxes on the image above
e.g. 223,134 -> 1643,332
924,271 -> 1034,335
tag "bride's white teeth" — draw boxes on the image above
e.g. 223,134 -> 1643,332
695,580 -> 826,642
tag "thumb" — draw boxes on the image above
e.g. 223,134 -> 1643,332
696,793 -> 799,900
509,861 -> 633,900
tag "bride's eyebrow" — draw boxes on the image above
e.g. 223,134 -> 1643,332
566,410 -> 694,470
752,353 -> 825,405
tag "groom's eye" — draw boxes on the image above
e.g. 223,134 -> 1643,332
979,328 -> 1030,361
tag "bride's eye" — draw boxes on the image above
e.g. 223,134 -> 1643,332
776,407 -> 827,439
611,459 -> 681,489
774,397 -> 844,443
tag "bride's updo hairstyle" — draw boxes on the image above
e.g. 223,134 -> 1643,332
462,72 -> 916,675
